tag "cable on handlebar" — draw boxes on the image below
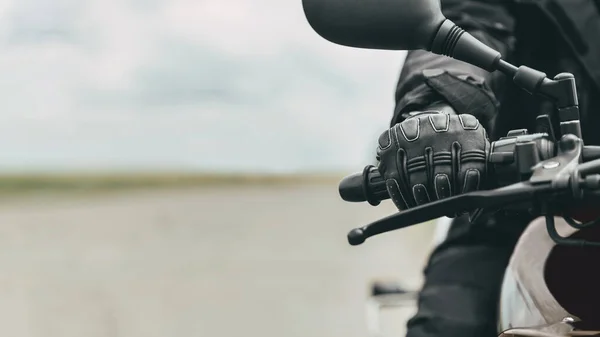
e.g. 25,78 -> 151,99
576,158 -> 600,176
562,215 -> 600,230
545,214 -> 600,247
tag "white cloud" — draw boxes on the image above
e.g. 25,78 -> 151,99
0,0 -> 407,173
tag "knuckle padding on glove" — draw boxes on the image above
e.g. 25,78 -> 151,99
459,114 -> 480,130
429,114 -> 449,132
399,118 -> 420,142
378,112 -> 488,211
378,129 -> 392,150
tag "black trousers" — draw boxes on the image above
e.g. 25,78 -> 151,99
405,212 -> 533,337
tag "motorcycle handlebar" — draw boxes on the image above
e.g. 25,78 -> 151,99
339,141 -> 600,206
338,165 -> 389,205
342,130 -> 600,242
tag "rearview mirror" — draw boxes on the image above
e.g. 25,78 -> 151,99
301,0 -> 501,72
301,0 -> 581,118
302,0 -> 445,51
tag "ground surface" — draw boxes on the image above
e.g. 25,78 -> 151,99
0,183 -> 435,337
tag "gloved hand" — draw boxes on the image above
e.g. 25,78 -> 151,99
376,108 -> 490,213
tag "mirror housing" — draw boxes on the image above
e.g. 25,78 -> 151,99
302,0 -> 501,72
301,0 -> 581,132
302,0 -> 445,51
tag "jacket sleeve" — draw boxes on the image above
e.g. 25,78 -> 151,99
392,0 -> 518,133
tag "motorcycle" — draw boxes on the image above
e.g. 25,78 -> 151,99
302,0 -> 600,334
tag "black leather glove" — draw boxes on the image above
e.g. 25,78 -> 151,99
377,108 -> 490,212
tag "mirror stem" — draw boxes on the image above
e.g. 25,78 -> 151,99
496,60 -> 518,77
431,20 -> 501,72
497,61 -> 582,138
432,20 -> 581,137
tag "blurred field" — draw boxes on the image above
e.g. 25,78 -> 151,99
0,173 -> 341,195
0,175 -> 435,337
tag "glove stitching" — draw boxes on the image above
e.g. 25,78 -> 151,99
412,184 -> 431,205
399,118 -> 420,142
462,169 -> 481,193
434,174 -> 451,200
458,115 -> 480,130
387,179 -> 409,210
379,129 -> 392,150
392,125 -> 401,148
428,114 -> 450,133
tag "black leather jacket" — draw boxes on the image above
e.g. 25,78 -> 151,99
393,0 -> 600,145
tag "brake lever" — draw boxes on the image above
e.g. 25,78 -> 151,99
346,131 -> 593,246
347,182 -> 553,246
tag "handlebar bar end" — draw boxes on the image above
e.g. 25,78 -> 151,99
339,172 -> 367,202
348,228 -> 366,245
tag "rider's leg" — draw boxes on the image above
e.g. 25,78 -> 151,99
405,212 -> 533,337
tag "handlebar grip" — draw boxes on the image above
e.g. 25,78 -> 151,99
338,165 -> 390,206
339,134 -> 597,206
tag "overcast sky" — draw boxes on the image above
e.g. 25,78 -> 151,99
0,0 -> 406,173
